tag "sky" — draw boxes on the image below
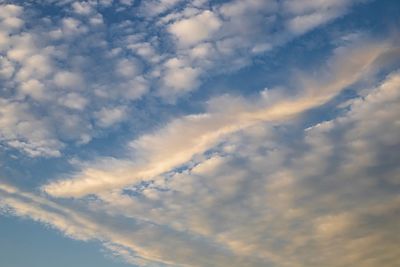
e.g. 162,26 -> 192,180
0,0 -> 400,266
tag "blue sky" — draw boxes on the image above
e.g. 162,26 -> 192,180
0,0 -> 400,266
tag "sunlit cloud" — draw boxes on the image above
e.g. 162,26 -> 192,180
1,1 -> 399,267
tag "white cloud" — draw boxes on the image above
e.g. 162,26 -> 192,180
116,58 -> 140,78
0,0 -> 389,157
0,183 -> 263,267
71,1 -> 94,15
0,4 -> 24,31
98,0 -> 113,7
189,42 -> 214,59
42,39 -> 394,197
1,16 -> 24,29
53,71 -> 83,89
0,56 -> 14,79
282,0 -> 362,35
19,79 -> 46,100
3,68 -> 400,267
15,54 -> 53,82
162,65 -> 200,93
141,0 -> 183,17
287,10 -> 341,34
62,17 -> 88,36
58,92 -> 88,110
0,99 -> 63,157
219,0 -> 277,17
123,77 -> 149,100
89,14 -> 104,26
6,33 -> 36,62
94,106 -> 128,128
168,10 -> 222,47
283,0 -> 350,15
0,2 -> 399,267
0,4 -> 23,18
0,31 -> 10,50
120,0 -> 134,6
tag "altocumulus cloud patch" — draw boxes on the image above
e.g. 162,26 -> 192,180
1,1 -> 400,267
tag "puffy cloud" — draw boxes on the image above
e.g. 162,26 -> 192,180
42,39 -> 395,197
0,0 -> 391,157
98,70 -> 400,267
0,99 -> 63,157
0,4 -> 23,18
151,0 -> 365,97
168,10 -> 222,47
15,54 -> 53,82
140,0 -> 183,17
19,79 -> 46,100
62,17 -> 88,36
71,1 -> 94,15
6,33 -> 36,62
0,1 -> 399,267
0,56 -> 15,79
53,71 -> 83,89
2,68 -> 400,267
116,58 -> 141,78
94,106 -> 128,128
58,92 -> 88,110
0,4 -> 24,31
162,65 -> 200,94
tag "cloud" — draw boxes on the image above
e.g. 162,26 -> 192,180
53,71 -> 83,89
0,183 -> 268,267
286,10 -> 340,34
1,2 -> 399,267
140,0 -> 183,17
0,3 -> 146,156
168,10 -> 222,47
283,0 -> 363,34
151,0 -> 365,97
0,99 -> 63,157
219,0 -> 277,17
94,106 -> 128,128
42,38 -> 395,197
2,67 -> 400,266
161,59 -> 200,94
58,92 -> 88,110
61,17 -> 88,36
0,56 -> 15,79
19,79 -> 46,100
0,0 -> 372,159
283,0 -> 351,15
115,58 -> 141,78
96,70 -> 400,266
71,1 -> 94,15
0,4 -> 24,31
